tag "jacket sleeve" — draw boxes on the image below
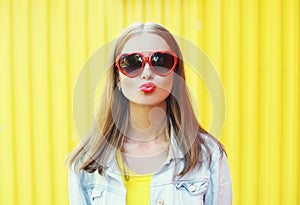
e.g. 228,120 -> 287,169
68,164 -> 91,205
204,151 -> 232,205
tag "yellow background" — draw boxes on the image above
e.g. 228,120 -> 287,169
0,0 -> 299,204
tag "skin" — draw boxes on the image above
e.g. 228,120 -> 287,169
118,33 -> 174,174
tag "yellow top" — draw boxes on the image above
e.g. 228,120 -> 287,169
116,150 -> 153,205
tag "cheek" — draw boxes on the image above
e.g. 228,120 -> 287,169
119,75 -> 139,99
158,74 -> 173,94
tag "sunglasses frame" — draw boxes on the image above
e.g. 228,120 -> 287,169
115,50 -> 178,78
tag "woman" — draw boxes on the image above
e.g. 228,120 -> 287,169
68,22 -> 232,205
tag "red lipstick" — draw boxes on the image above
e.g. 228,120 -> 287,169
139,82 -> 156,93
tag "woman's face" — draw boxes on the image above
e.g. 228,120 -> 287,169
117,33 -> 174,106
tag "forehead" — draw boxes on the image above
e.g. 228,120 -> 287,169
121,33 -> 170,54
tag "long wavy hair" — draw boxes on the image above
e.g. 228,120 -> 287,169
67,22 -> 225,178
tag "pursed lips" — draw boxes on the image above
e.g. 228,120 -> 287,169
139,82 -> 156,93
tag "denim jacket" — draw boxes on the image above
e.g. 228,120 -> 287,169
68,134 -> 232,205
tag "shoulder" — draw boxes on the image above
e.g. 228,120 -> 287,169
68,159 -> 92,185
200,133 -> 226,170
69,161 -> 108,189
68,161 -> 85,182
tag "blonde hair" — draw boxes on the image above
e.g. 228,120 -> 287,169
67,22 -> 225,178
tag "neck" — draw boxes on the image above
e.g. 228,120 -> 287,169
126,101 -> 167,141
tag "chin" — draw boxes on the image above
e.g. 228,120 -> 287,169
130,99 -> 163,107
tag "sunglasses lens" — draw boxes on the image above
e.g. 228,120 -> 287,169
119,54 -> 143,76
151,53 -> 176,74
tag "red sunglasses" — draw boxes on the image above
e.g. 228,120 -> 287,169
115,51 -> 178,78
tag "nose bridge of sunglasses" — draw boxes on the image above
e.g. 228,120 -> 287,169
138,57 -> 153,76
144,56 -> 151,66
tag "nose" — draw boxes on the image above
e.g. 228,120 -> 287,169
140,62 -> 154,80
